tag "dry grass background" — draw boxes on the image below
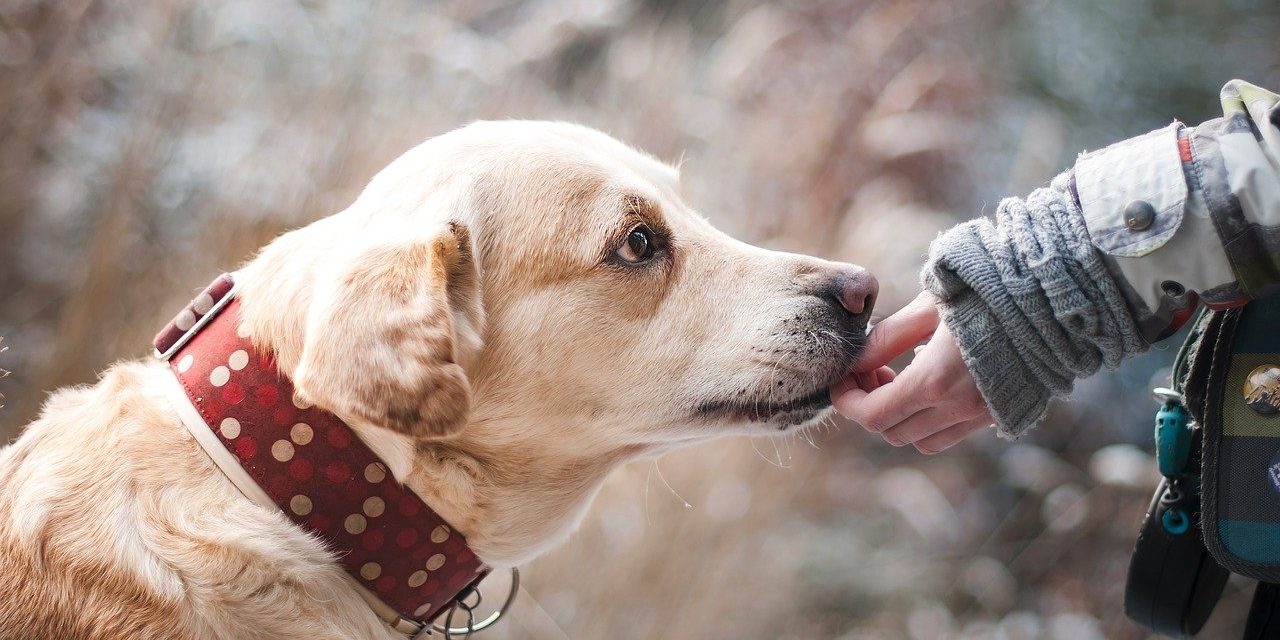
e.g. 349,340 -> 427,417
2,1 -> 1279,638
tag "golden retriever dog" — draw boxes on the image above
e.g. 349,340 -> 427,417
0,121 -> 877,639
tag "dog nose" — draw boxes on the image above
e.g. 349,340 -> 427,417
828,267 -> 878,322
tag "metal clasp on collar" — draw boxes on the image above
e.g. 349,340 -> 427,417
153,274 -> 239,361
412,568 -> 520,639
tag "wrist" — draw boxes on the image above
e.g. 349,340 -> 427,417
933,288 -> 1051,439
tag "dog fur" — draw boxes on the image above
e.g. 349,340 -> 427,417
0,121 -> 872,639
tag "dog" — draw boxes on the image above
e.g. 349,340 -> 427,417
0,121 -> 876,639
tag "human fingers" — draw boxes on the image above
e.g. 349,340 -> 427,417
911,417 -> 993,455
830,366 -> 897,398
855,366 -> 898,392
880,406 -> 971,447
832,362 -> 931,433
852,291 -> 939,371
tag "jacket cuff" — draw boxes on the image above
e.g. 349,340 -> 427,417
935,287 -> 1051,439
1074,122 -> 1188,259
922,178 -> 1148,439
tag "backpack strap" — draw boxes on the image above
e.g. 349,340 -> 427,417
1245,582 -> 1280,640
1125,308 -> 1231,638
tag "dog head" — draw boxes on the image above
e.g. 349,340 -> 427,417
235,121 -> 876,562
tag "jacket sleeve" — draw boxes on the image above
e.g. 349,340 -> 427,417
922,175 -> 1148,438
1073,80 -> 1280,342
919,80 -> 1280,438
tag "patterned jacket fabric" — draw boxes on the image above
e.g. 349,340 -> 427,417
924,80 -> 1280,436
1091,80 -> 1280,324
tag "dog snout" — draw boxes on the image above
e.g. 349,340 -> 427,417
825,266 -> 878,324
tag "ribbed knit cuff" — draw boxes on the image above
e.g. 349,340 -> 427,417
934,288 -> 1052,438
921,176 -> 1148,439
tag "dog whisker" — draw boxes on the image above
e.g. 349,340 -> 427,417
652,459 -> 692,510
749,437 -> 785,469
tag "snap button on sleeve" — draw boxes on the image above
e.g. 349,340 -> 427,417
1124,200 -> 1156,231
1159,280 -> 1186,297
1074,122 -> 1187,257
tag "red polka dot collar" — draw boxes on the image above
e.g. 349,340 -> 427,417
154,274 -> 488,635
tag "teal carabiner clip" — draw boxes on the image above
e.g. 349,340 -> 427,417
1152,387 -> 1194,479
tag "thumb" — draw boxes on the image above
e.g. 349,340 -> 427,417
853,291 -> 939,371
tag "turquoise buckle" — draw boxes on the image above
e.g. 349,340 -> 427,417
1153,387 -> 1194,478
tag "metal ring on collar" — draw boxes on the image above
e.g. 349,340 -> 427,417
411,568 -> 520,639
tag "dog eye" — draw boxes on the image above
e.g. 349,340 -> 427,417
616,225 -> 656,264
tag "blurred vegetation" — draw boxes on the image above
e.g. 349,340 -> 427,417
1,0 -> 1278,638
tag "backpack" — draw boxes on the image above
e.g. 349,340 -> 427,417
1125,298 -> 1280,638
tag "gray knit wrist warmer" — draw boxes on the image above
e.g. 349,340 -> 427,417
921,174 -> 1149,438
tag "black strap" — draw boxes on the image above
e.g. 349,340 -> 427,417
1124,478 -> 1229,637
1245,582 -> 1280,640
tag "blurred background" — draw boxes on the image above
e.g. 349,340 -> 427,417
2,0 -> 1279,637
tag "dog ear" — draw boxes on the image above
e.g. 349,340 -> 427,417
292,221 -> 483,439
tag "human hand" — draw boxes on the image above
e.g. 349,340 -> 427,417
830,291 -> 994,454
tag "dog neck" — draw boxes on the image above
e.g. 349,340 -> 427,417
234,239 -> 655,568
406,418 -> 653,567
